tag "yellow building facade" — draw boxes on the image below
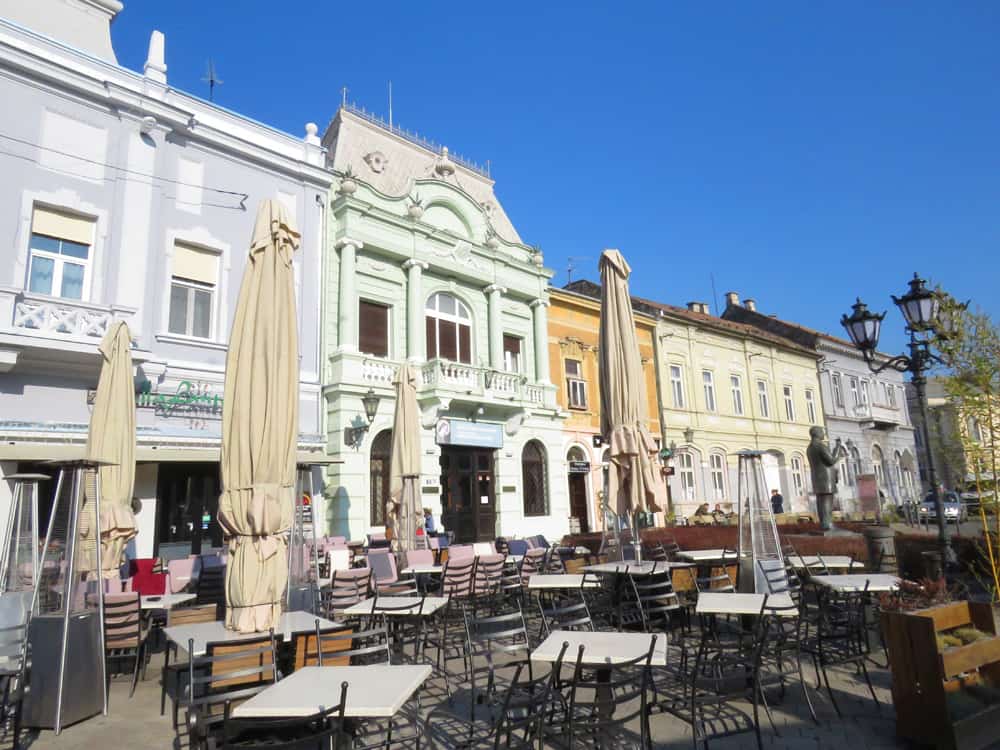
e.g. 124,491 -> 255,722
547,285 -> 662,533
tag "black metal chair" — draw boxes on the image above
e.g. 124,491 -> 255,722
0,622 -> 28,750
221,685 -> 348,749
311,620 -> 391,666
427,559 -> 476,676
630,570 -> 687,635
195,564 -> 227,619
372,592 -> 426,660
538,590 -> 594,635
800,580 -> 880,717
161,602 -> 219,726
462,607 -> 534,733
561,638 -> 656,749
184,632 -> 279,750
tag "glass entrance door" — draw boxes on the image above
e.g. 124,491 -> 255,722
155,462 -> 222,557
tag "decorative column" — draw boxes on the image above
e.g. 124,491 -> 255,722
530,298 -> 551,384
403,259 -> 428,361
336,238 -> 362,352
484,284 -> 506,370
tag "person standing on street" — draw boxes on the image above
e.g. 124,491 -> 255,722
770,489 -> 784,514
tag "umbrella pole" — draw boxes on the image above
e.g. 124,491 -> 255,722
633,511 -> 642,563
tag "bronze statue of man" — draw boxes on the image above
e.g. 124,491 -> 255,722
807,426 -> 842,531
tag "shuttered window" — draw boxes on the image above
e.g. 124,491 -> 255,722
359,300 -> 389,358
503,335 -> 522,372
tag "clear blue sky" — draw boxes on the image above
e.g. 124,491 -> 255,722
112,1 -> 1000,354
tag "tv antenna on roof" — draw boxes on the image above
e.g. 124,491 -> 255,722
202,60 -> 223,102
566,256 -> 590,284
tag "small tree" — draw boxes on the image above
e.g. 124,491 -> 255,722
935,293 -> 1000,600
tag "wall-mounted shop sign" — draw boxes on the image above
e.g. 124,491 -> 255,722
136,379 -> 223,418
435,418 -> 503,448
568,460 -> 591,474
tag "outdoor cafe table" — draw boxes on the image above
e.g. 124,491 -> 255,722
400,564 -> 442,575
164,610 -> 341,657
528,574 -> 601,590
786,555 -> 863,571
342,596 -> 449,617
583,561 -> 694,577
810,574 -> 900,593
531,629 -> 669,667
677,549 -> 737,564
695,592 -> 797,617
140,593 -> 196,610
231,664 -> 432,719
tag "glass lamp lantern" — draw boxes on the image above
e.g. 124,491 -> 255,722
840,298 -> 884,354
892,273 -> 940,331
361,388 -> 381,424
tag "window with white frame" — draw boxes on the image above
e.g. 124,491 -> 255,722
709,453 -> 726,500
849,377 -> 860,406
702,370 -> 717,412
805,388 -> 817,423
832,373 -> 844,408
503,334 -> 522,373
887,384 -> 897,408
168,242 -> 219,339
565,359 -> 587,409
678,452 -> 696,501
850,445 -> 863,483
26,206 -> 95,301
730,374 -> 744,415
756,379 -> 770,418
669,365 -> 685,408
425,292 -> 472,363
872,444 -> 885,486
791,455 -> 805,496
861,380 -> 871,407
783,384 -> 795,421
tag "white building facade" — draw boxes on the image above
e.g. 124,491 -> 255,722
318,108 -> 567,543
0,2 -> 331,558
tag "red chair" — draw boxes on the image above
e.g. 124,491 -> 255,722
129,558 -> 167,596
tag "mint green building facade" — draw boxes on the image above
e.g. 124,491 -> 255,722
317,108 -> 568,542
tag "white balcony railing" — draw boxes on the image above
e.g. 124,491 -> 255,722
1,289 -> 134,344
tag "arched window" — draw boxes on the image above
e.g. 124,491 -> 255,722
709,453 -> 727,501
790,455 -> 805,497
425,292 -> 472,364
872,444 -> 885,487
849,445 -> 862,485
369,430 -> 392,526
522,440 -> 548,517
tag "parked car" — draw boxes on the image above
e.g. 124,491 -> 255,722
919,491 -> 965,521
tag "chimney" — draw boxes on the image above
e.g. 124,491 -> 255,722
743,298 -> 757,312
686,301 -> 708,314
724,292 -> 740,309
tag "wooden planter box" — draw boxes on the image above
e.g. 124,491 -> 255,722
882,601 -> 1000,750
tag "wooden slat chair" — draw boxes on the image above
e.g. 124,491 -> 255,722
184,632 -> 278,750
102,592 -> 148,699
161,603 -> 219,726
311,621 -> 391,666
291,624 -> 354,670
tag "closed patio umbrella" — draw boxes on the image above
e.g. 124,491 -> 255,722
598,249 -> 661,521
218,199 -> 300,633
388,363 -> 421,569
86,320 -> 137,578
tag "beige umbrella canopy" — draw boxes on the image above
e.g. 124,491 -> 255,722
598,249 -> 661,517
85,320 -> 137,578
388,363 -> 421,569
218,199 -> 300,633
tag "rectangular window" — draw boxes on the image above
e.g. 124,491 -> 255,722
791,456 -> 805,496
805,388 -> 817,424
730,375 -> 744,415
503,334 -> 522,373
710,453 -> 726,501
887,384 -> 897,407
832,374 -> 844,408
678,452 -> 696,501
669,365 -> 685,408
702,370 -> 716,412
861,380 -> 870,406
359,300 -> 390,357
565,359 -> 587,409
849,377 -> 860,406
27,206 -> 95,301
168,242 -> 218,339
438,320 -> 458,360
757,380 -> 770,418
783,384 -> 795,421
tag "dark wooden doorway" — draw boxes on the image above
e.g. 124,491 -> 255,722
568,472 -> 590,534
439,446 -> 495,543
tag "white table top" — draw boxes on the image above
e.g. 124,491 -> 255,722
400,565 -> 442,575
164,611 -> 340,656
582,561 -> 693,576
527,574 -> 600,590
140,593 -> 196,610
342,596 -> 449,617
787,555 -> 862,570
507,554 -> 524,564
696,592 -> 797,617
810,574 -> 899,593
678,549 -> 737,563
232,665 -> 432,719
532,630 -> 668,667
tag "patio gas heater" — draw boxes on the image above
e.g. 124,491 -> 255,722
286,461 -> 329,613
735,451 -> 788,594
23,460 -> 109,733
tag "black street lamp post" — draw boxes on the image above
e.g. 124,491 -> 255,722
841,273 -> 955,564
